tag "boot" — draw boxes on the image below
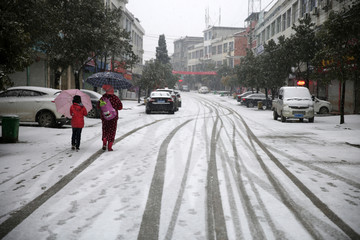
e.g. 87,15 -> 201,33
108,142 -> 113,151
102,138 -> 107,150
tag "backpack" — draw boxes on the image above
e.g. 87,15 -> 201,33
99,97 -> 117,120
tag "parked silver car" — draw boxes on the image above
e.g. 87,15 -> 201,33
0,86 -> 68,127
314,97 -> 332,114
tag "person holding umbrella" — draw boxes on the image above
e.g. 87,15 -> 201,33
99,85 -> 123,151
70,95 -> 88,151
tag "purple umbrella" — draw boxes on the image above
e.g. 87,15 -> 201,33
85,72 -> 133,90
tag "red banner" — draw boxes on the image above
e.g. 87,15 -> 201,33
172,71 -> 217,75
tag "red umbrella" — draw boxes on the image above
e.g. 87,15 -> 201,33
54,89 -> 92,118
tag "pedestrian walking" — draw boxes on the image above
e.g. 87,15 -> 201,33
70,95 -> 88,150
99,85 -> 123,151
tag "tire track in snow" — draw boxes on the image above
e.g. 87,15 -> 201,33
137,120 -> 192,240
231,109 -> 360,239
0,119 -> 165,239
197,98 -> 231,240
204,98 -> 270,239
204,97 -> 354,239
164,113 -> 199,240
206,107 -> 229,240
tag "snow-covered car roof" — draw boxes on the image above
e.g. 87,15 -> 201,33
7,86 -> 61,95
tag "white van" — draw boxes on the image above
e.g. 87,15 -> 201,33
272,86 -> 315,122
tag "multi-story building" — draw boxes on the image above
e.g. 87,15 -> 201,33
254,0 -> 357,113
172,37 -> 204,71
203,26 -> 244,65
122,8 -> 145,75
254,0 -> 349,51
176,26 -> 245,72
187,42 -> 204,71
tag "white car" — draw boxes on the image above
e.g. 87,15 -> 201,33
314,97 -> 332,114
198,86 -> 209,94
0,86 -> 68,127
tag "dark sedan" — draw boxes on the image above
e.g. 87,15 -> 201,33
146,91 -> 175,114
237,91 -> 256,103
242,93 -> 271,108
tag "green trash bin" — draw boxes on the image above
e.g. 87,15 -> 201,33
1,115 -> 20,143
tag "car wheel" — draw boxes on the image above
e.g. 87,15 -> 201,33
273,110 -> 278,120
169,110 -> 174,114
87,108 -> 97,118
281,112 -> 286,122
37,111 -> 56,127
299,118 -> 304,122
319,107 -> 329,114
248,102 -> 254,108
309,117 -> 314,123
146,109 -> 151,114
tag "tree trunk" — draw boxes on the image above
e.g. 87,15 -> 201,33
306,61 -> 310,89
74,71 -> 80,89
354,71 -> 360,114
54,70 -> 62,89
138,86 -> 141,103
340,79 -> 346,124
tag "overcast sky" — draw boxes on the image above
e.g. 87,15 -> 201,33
127,0 -> 275,62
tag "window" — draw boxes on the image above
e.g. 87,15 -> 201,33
0,90 -> 20,97
276,16 -> 281,34
282,13 -> 286,31
229,42 -> 234,51
223,43 -> 228,53
212,46 -> 216,55
217,45 -> 222,54
292,2 -> 298,23
20,90 -> 42,97
271,21 -> 275,37
204,47 -> 208,56
300,0 -> 307,17
229,58 -> 234,68
287,8 -> 292,28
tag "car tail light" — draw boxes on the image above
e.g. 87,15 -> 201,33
167,98 -> 173,102
242,98 -> 246,101
149,98 -> 156,102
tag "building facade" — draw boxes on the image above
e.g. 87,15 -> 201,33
253,0 -> 357,113
172,37 -> 204,72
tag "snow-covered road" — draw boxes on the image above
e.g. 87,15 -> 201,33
0,92 -> 359,239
